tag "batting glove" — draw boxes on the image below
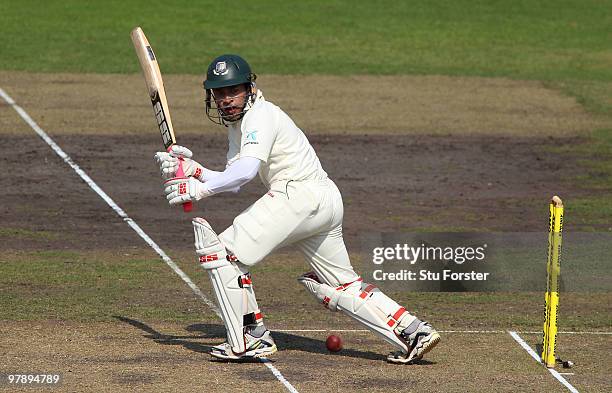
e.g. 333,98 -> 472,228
164,177 -> 211,206
154,145 -> 205,180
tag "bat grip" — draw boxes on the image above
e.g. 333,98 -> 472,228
176,159 -> 193,213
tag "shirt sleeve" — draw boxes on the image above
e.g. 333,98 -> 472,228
198,167 -> 223,182
239,107 -> 276,163
227,131 -> 241,167
202,156 -> 261,194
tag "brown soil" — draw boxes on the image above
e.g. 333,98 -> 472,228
0,71 -> 608,137
4,321 -> 609,393
0,131 -> 602,253
2,71 -> 609,253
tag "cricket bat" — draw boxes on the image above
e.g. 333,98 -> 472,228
130,26 -> 192,212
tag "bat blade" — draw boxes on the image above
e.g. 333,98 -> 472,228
131,26 -> 192,212
130,27 -> 176,150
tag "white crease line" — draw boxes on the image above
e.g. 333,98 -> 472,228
508,331 -> 543,363
260,359 -> 299,393
273,329 -> 505,333
508,331 -> 579,393
0,87 -> 299,393
440,330 -> 505,333
0,87 -> 219,316
548,369 -> 580,393
518,331 -> 612,335
275,329 -> 369,333
275,329 -> 611,335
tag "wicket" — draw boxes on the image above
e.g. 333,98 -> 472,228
542,196 -> 563,368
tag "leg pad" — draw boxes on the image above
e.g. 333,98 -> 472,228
298,271 -> 409,352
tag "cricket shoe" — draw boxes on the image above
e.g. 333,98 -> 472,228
387,321 -> 440,364
210,329 -> 277,361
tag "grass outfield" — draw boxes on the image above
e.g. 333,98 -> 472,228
2,1 -> 610,115
2,1 -> 610,180
0,1 -> 608,79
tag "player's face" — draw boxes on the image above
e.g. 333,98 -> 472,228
212,84 -> 248,120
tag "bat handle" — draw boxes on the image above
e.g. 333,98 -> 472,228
176,159 -> 193,213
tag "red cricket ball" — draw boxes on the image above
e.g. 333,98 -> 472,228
326,334 -> 343,352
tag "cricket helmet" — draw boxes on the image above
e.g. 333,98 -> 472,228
204,54 -> 255,89
203,54 -> 257,125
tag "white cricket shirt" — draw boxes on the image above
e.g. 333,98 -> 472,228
226,90 -> 327,189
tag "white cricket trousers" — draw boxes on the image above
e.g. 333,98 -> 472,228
219,178 -> 360,286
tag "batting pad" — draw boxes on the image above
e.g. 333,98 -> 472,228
193,218 -> 247,354
298,272 -> 410,352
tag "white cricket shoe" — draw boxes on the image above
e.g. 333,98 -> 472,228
210,329 -> 277,361
387,321 -> 440,364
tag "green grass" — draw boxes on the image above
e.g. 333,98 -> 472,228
0,227 -> 58,240
568,196 -> 612,227
2,1 -> 610,132
0,250 -> 211,321
389,291 -> 611,329
0,0 -> 610,82
549,81 -> 612,116
542,128 -> 612,227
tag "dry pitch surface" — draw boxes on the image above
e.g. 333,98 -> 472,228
1,72 -> 610,392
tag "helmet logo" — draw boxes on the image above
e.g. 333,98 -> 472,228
213,61 -> 229,76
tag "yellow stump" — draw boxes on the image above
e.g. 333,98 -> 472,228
542,196 -> 563,367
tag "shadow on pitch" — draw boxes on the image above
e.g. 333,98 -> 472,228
187,323 -> 389,361
114,316 -> 219,354
114,317 -> 432,363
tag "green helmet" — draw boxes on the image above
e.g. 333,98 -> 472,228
203,54 -> 257,125
203,54 -> 255,89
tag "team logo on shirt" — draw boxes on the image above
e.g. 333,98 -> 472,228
246,130 -> 258,141
243,130 -> 259,146
213,61 -> 229,76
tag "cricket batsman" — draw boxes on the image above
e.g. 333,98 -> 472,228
154,54 -> 440,364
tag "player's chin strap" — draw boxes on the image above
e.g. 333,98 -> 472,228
213,84 -> 260,127
298,271 -> 413,352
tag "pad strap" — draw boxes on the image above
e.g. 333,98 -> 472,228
243,310 -> 264,326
